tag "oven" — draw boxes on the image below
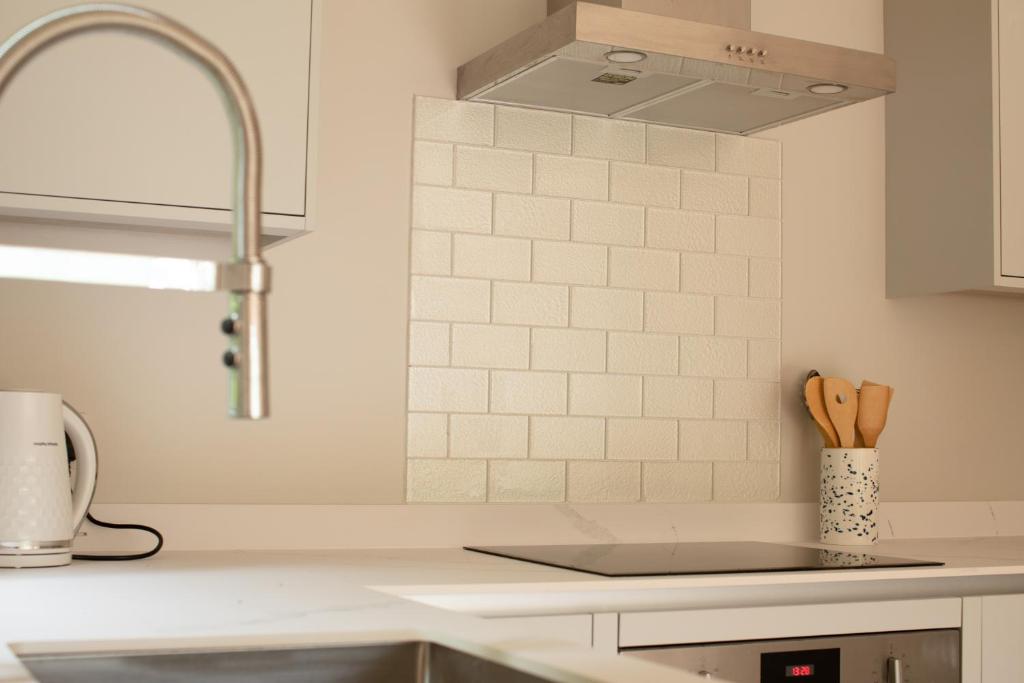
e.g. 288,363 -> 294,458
622,628 -> 959,682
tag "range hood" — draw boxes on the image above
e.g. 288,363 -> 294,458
457,1 -> 895,135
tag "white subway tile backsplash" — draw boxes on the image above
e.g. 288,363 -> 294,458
452,234 -> 531,282
643,462 -> 713,502
491,371 -> 567,415
749,177 -> 781,219
644,376 -> 714,418
489,460 -> 566,502
531,328 -> 606,372
714,381 -> 781,419
406,413 -> 447,458
568,461 -> 641,502
749,259 -> 781,298
410,230 -> 452,276
717,134 -> 781,178
713,461 -> 780,501
610,162 -> 680,208
646,208 -> 715,252
496,107 -> 572,154
716,297 -> 780,338
679,420 -> 746,461
573,116 -> 645,162
414,97 -> 494,145
455,145 -> 533,193
644,292 -> 714,335
412,185 -> 491,233
492,282 -> 569,326
408,367 -> 488,413
450,414 -> 528,459
494,194 -> 571,240
609,247 -> 680,291
682,171 -> 748,215
530,416 -> 605,460
413,141 -> 454,186
608,418 -> 677,460
409,321 -> 450,366
407,458 -> 487,502
607,332 -> 678,375
682,253 -> 747,295
678,336 -> 746,378
451,324 -> 530,369
748,421 -> 781,461
570,373 -> 643,417
717,215 -> 781,258
748,339 -> 781,380
571,287 -> 644,330
407,101 -> 782,502
410,276 -> 490,322
572,200 -> 645,246
646,125 -> 715,170
535,154 -> 609,200
533,241 -> 608,286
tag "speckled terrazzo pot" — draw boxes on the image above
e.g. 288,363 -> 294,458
819,448 -> 880,545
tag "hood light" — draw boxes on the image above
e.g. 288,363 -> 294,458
807,83 -> 848,95
604,50 -> 647,64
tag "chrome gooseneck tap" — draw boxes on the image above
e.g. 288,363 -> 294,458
0,4 -> 270,419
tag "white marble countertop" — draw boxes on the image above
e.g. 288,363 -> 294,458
5,536 -> 1024,683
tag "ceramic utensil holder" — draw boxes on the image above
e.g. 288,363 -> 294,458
819,448 -> 879,545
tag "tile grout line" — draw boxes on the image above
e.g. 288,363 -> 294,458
445,413 -> 452,459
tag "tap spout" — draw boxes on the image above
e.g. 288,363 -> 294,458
0,3 -> 270,419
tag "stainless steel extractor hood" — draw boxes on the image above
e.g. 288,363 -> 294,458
457,1 -> 895,135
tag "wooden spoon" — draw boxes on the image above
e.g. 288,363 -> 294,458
857,383 -> 892,448
823,377 -> 858,448
804,376 -> 839,448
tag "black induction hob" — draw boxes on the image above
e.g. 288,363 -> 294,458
464,542 -> 943,577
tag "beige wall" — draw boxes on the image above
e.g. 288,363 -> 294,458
756,0 -> 1024,502
2,0 -> 1024,503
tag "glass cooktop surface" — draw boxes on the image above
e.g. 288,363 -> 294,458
464,542 -> 943,577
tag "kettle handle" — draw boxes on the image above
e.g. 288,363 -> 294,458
63,402 -> 98,533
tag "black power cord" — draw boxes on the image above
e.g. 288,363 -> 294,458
72,513 -> 163,561
66,429 -> 164,562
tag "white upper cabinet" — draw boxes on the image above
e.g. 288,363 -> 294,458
999,0 -> 1024,277
0,0 -> 319,254
886,0 -> 1024,296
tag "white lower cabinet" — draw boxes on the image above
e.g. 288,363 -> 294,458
962,594 -> 1024,682
489,596 -> 1024,683
618,598 -> 962,648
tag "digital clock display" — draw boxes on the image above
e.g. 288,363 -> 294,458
762,648 -> 838,682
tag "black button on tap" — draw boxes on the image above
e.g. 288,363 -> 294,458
220,317 -> 238,335
222,351 -> 237,368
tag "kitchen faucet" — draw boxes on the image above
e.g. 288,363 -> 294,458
0,4 -> 270,419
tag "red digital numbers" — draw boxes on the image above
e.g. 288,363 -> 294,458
786,664 -> 815,677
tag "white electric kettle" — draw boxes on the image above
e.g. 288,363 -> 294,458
0,391 -> 98,568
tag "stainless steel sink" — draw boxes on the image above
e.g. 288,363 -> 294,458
19,641 -> 555,682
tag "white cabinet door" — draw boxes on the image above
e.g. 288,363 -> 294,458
999,0 -> 1024,277
0,0 -> 311,217
981,594 -> 1024,681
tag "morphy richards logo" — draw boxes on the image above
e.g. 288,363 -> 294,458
32,441 -> 60,447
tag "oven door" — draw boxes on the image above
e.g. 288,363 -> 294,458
622,628 -> 959,682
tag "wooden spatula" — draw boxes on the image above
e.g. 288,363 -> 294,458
857,383 -> 892,448
862,379 -> 895,400
823,377 -> 858,448
804,376 -> 839,448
